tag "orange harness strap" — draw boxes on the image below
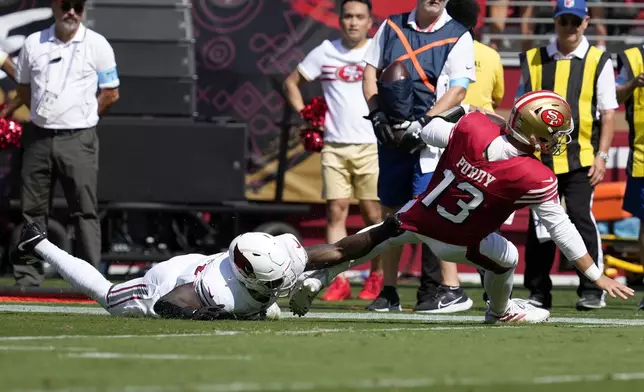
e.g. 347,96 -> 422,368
386,19 -> 460,94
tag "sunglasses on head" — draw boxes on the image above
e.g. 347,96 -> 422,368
557,14 -> 583,28
59,1 -> 84,14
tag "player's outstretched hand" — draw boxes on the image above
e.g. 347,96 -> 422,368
192,304 -> 235,320
595,276 -> 635,300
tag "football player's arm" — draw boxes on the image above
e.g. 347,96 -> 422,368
427,32 -> 475,117
304,215 -> 402,270
154,283 -> 233,320
531,200 -> 634,300
418,117 -> 455,149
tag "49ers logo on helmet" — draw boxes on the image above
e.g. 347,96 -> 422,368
541,109 -> 565,127
337,65 -> 364,82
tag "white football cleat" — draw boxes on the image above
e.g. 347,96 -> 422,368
484,298 -> 550,324
288,270 -> 327,317
265,303 -> 281,320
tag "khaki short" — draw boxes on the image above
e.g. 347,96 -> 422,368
321,142 -> 379,201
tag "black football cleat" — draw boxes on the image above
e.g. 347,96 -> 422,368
11,223 -> 47,265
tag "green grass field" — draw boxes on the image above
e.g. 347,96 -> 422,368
1,285 -> 643,392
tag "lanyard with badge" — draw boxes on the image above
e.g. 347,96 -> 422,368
36,40 -> 79,119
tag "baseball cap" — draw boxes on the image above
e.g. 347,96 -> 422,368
553,0 -> 588,19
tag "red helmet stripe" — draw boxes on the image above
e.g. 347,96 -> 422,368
233,244 -> 254,277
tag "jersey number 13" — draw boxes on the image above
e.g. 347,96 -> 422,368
421,169 -> 483,223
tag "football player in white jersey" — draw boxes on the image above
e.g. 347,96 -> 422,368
13,223 -> 307,320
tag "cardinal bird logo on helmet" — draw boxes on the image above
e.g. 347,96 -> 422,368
233,245 -> 256,279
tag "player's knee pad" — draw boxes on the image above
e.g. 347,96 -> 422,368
468,234 -> 518,274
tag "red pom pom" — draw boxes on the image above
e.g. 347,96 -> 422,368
299,96 -> 327,153
300,129 -> 324,153
0,117 -> 23,150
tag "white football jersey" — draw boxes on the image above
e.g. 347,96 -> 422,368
193,252 -> 275,317
192,233 -> 308,318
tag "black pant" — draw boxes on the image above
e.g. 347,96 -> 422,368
417,243 -> 442,302
524,167 -> 602,298
14,125 -> 101,287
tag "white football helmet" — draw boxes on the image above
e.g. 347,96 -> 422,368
228,232 -> 295,297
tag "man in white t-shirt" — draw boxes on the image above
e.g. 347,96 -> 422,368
284,0 -> 383,302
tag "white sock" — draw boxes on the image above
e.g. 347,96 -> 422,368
484,266 -> 515,316
35,239 -> 112,306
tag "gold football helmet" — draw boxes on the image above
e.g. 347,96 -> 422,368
507,90 -> 574,155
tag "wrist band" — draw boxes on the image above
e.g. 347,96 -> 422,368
583,264 -> 602,282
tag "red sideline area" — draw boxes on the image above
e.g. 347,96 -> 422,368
0,296 -> 95,304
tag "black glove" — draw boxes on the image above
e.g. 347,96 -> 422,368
365,109 -> 395,146
191,304 -> 236,321
391,115 -> 432,154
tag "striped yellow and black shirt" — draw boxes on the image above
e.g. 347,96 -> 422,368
617,46 -> 644,178
519,44 -> 610,175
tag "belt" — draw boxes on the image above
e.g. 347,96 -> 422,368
33,125 -> 93,136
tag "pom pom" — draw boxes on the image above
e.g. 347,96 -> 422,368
0,115 -> 24,150
299,129 -> 324,153
299,96 -> 327,153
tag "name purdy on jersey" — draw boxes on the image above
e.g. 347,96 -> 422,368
455,156 -> 496,187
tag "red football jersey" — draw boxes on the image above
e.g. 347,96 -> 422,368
399,112 -> 559,246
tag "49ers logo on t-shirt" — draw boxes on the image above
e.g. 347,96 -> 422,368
337,64 -> 364,83
540,109 -> 565,127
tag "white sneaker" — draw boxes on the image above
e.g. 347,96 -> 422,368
265,303 -> 281,320
289,270 -> 327,317
484,298 -> 550,324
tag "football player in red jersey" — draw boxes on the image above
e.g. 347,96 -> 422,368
290,90 -> 634,323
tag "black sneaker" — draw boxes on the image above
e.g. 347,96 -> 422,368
10,223 -> 46,265
527,293 -> 552,310
365,287 -> 402,312
576,293 -> 606,311
414,286 -> 473,313
639,297 -> 644,311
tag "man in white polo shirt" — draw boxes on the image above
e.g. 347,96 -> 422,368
12,0 -> 120,286
283,0 -> 383,301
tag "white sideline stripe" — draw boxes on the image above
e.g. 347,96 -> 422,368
0,324 -> 626,343
0,345 -> 93,352
10,372 -> 644,392
1,304 -> 644,326
0,343 -> 249,361
283,312 -> 644,326
63,352 -> 250,361
0,345 -> 249,361
0,326 -> 517,342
